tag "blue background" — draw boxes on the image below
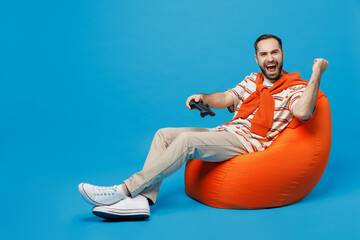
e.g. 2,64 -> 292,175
1,0 -> 359,239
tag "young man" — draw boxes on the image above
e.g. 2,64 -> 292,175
78,34 -> 329,220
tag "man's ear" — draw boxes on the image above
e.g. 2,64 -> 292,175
282,49 -> 285,59
255,54 -> 258,64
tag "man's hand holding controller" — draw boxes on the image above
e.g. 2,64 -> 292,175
186,94 -> 216,118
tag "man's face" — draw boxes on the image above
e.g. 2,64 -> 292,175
255,38 -> 284,81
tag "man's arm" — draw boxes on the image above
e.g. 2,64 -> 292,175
292,58 -> 329,120
186,92 -> 234,110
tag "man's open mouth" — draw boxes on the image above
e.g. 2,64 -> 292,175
266,63 -> 277,73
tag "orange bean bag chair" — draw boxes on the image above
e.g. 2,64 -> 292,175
184,91 -> 331,209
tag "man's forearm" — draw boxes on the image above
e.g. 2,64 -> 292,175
292,58 -> 328,121
202,92 -> 233,109
292,71 -> 321,120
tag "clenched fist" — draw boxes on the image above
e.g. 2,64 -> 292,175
312,58 -> 329,75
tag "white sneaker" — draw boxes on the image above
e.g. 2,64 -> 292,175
78,183 -> 127,206
92,195 -> 150,220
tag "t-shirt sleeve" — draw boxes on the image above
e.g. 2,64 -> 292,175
289,85 -> 316,121
225,78 -> 247,106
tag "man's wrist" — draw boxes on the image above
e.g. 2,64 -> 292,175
311,69 -> 322,78
310,70 -> 322,84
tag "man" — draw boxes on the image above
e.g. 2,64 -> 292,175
78,34 -> 329,220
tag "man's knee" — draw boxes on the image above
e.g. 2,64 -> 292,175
154,128 -> 178,147
155,127 -> 189,140
154,128 -> 166,141
155,128 -> 172,139
155,128 -> 203,148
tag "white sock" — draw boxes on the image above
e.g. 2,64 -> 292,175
116,185 -> 127,200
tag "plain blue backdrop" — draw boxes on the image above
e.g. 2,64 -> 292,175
1,0 -> 359,239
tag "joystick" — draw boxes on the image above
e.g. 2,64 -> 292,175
189,99 -> 216,118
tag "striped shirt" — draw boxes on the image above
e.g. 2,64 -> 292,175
211,73 -> 308,153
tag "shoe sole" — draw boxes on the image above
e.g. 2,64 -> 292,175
92,207 -> 150,221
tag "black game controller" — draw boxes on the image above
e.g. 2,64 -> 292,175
189,99 -> 216,118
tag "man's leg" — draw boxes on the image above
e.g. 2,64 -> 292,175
123,130 -> 247,204
79,127 -> 209,206
132,127 -> 210,204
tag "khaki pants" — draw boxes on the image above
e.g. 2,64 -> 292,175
123,127 -> 248,205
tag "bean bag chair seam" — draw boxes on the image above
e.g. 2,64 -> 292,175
282,122 -> 316,205
215,160 -> 232,207
282,95 -> 329,205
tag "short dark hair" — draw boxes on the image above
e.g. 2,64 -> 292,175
254,34 -> 282,54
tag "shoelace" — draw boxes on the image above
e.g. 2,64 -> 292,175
93,185 -> 118,196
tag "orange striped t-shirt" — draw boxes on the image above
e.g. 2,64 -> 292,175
212,73 -> 309,153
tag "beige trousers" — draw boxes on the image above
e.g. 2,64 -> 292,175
123,127 -> 248,205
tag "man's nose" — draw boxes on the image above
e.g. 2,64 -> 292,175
267,55 -> 275,62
